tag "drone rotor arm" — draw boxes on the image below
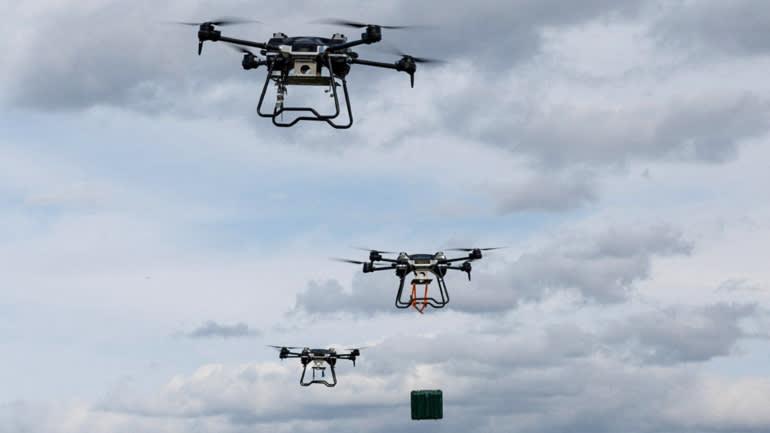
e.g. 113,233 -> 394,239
349,58 -> 399,70
213,35 -> 268,50
443,256 -> 476,263
370,264 -> 397,272
446,263 -> 473,281
375,257 -> 398,263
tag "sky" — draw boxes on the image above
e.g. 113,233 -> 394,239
2,0 -> 770,432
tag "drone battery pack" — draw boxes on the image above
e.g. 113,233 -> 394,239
411,390 -> 443,420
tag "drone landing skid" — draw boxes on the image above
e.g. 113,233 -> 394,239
300,364 -> 338,387
256,59 -> 353,129
395,276 -> 450,313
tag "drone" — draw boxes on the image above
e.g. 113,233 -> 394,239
174,17 -> 442,128
269,345 -> 362,387
335,248 -> 501,313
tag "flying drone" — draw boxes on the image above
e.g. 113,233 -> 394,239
335,248 -> 501,313
173,17 -> 441,128
269,345 -> 362,387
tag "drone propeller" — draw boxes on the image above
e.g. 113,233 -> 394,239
226,43 -> 257,56
312,18 -> 423,30
342,346 -> 370,351
170,17 -> 261,27
447,247 -> 506,252
225,43 -> 264,69
353,247 -> 395,254
380,45 -> 445,65
332,258 -> 367,265
267,345 -> 305,350
169,18 -> 260,55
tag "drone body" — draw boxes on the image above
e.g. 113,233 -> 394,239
337,248 -> 500,313
177,18 -> 439,128
270,346 -> 361,387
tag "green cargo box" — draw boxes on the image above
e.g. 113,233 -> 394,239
411,390 -> 443,420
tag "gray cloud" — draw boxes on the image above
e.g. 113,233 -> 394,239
456,224 -> 693,311
465,91 -> 770,168
292,224 -> 693,316
6,0 -> 768,179
1,0 -> 648,113
20,302 -> 762,433
186,321 -> 260,339
656,0 -> 770,56
292,273 -> 396,317
604,303 -> 758,365
717,278 -> 764,293
493,172 -> 598,214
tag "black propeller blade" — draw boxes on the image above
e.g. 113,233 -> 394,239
401,55 -> 444,65
353,247 -> 395,254
171,17 -> 261,26
375,43 -> 445,64
169,17 -> 259,55
267,345 -> 304,350
226,43 -> 257,56
312,18 -> 424,30
332,258 -> 367,265
447,247 -> 506,252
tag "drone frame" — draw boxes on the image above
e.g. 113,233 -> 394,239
276,347 -> 360,387
395,272 -> 450,313
346,249 -> 484,313
256,56 -> 354,128
195,23 -> 419,129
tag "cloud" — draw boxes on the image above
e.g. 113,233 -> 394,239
717,278 -> 764,293
1,0 -> 649,113
492,172 -> 598,214
655,0 -> 770,56
291,274 -> 396,317
464,89 -> 770,168
291,224 -> 693,316
604,303 -> 758,365
185,321 -> 260,339
5,302 -> 766,433
457,224 -> 693,312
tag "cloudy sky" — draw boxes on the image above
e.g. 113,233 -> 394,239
2,0 -> 770,432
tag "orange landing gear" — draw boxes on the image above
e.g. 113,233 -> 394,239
395,274 -> 450,312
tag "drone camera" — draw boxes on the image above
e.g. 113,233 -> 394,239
293,59 -> 319,77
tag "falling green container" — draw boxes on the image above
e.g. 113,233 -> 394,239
411,390 -> 443,420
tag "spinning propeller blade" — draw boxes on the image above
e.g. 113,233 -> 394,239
447,247 -> 506,252
169,17 -> 261,26
226,43 -> 257,56
168,17 -> 259,55
378,46 -> 445,65
312,18 -> 426,30
353,247 -> 395,254
332,258 -> 367,265
343,346 -> 370,351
